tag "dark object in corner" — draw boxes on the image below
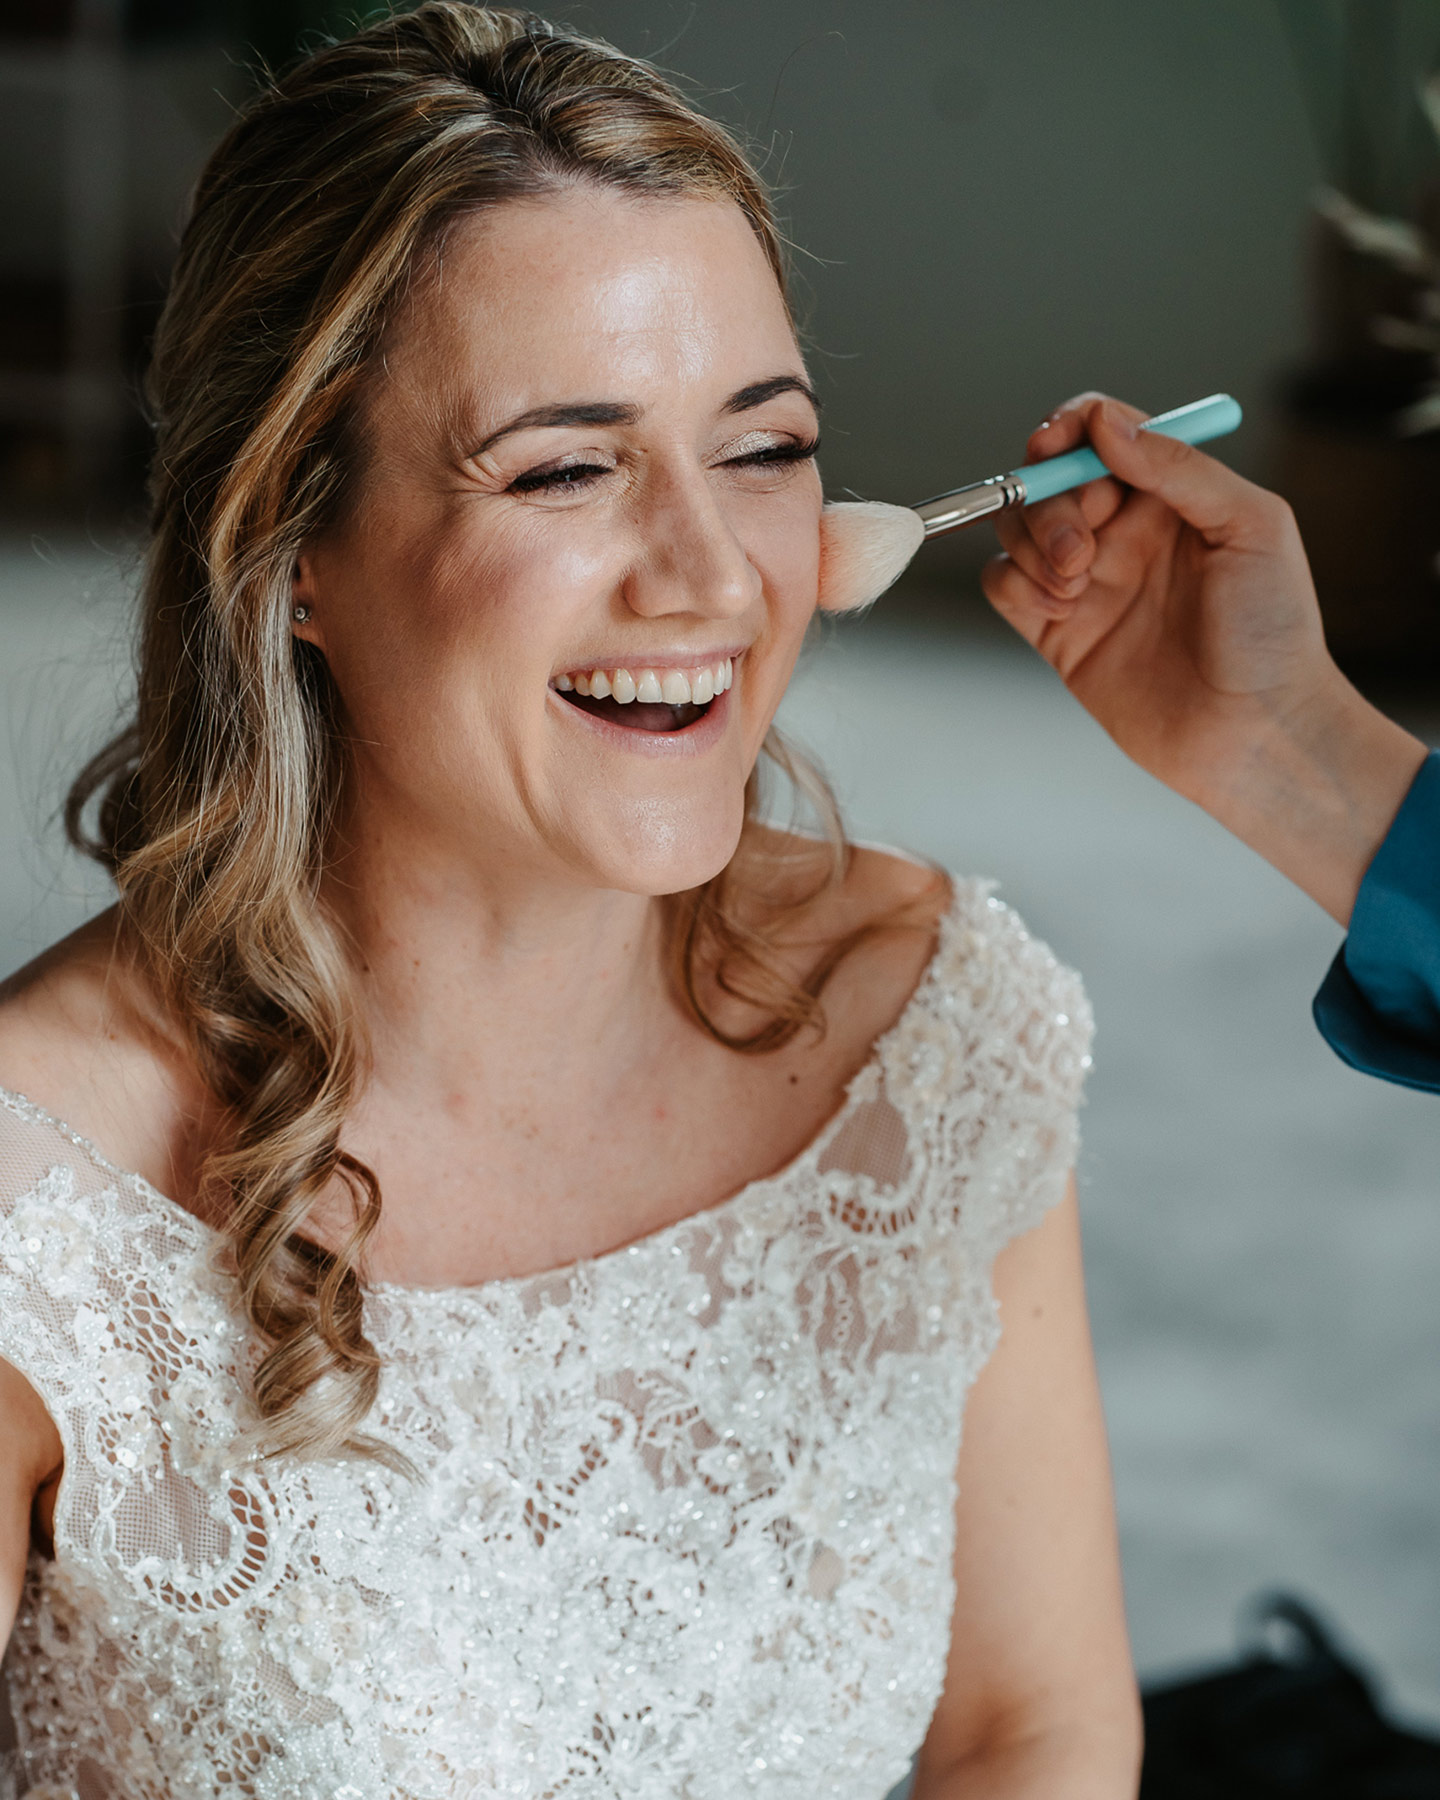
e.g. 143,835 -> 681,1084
1140,1594 -> 1440,1798
1271,366 -> 1440,680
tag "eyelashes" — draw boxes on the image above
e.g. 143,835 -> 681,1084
507,436 -> 821,497
508,463 -> 611,494
737,435 -> 822,470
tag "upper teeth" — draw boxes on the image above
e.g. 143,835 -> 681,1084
554,658 -> 734,704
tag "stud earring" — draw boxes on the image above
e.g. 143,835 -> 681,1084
291,603 -> 312,625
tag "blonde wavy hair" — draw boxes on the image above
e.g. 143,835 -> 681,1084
67,0 -> 883,1466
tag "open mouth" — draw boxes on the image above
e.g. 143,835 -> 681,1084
551,657 -> 734,735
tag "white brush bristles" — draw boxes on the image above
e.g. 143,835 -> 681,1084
816,501 -> 926,614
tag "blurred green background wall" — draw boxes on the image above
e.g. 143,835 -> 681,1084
541,0 -> 1323,506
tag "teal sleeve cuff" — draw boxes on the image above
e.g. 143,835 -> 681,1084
1312,750 -> 1440,1093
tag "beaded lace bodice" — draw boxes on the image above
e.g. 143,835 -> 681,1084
0,880 -> 1090,1800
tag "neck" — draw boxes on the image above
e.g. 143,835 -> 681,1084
321,811 -> 674,1112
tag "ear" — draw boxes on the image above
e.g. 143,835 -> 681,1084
817,501 -> 925,614
292,549 -> 316,602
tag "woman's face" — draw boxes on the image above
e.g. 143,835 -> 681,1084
298,187 -> 823,900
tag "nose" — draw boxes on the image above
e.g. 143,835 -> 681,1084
620,463 -> 762,622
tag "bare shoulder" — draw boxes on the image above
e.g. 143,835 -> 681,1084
0,909 -> 209,1198
820,842 -> 952,1041
743,827 -> 952,1053
833,840 -> 951,935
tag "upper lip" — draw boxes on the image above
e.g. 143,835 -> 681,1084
551,645 -> 749,679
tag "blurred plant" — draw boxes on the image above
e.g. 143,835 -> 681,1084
1277,0 -> 1440,432
1360,69 -> 1440,431
1278,0 -> 1440,210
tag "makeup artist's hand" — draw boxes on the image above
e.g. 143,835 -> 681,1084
981,391 -> 1427,924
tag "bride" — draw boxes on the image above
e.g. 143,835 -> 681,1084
0,5 -> 1137,1795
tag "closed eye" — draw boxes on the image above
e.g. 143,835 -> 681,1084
506,435 -> 820,497
508,461 -> 611,494
726,436 -> 821,469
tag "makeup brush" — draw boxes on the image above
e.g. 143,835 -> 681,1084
818,393 -> 1243,614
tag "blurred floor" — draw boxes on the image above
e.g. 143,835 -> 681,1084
3,537 -> 1440,1727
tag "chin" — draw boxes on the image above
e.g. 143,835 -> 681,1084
579,797 -> 746,898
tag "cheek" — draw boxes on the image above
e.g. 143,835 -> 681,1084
751,503 -> 823,667
775,528 -> 823,620
324,519 -> 615,720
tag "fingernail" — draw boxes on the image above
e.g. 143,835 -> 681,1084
1048,525 -> 1083,569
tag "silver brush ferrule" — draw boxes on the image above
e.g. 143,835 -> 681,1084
914,473 -> 1028,538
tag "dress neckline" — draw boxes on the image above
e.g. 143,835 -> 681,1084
0,886 -> 968,1303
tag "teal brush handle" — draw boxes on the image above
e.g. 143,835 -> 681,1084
913,393 -> 1243,538
1012,393 -> 1243,504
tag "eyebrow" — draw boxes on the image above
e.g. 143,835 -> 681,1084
469,373 -> 821,457
723,374 -> 822,417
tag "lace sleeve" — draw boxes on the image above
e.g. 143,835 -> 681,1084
877,880 -> 1093,1265
0,1110 -> 118,1469
0,1102 -> 143,1798
0,1094 -> 247,1583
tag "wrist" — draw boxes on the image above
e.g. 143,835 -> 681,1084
1187,674 -> 1427,926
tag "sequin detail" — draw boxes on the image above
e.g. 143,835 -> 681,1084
0,879 -> 1090,1799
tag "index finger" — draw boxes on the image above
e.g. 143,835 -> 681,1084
1083,398 -> 1284,549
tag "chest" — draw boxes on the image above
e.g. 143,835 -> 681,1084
337,1020 -> 862,1289
11,1174 -> 992,1799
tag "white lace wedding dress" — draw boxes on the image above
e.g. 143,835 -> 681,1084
0,880 -> 1090,1800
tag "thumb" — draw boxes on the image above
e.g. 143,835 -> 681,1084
1086,399 -> 1275,549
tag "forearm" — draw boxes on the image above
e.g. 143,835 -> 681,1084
913,1716 -> 1141,1800
1183,673 -> 1427,928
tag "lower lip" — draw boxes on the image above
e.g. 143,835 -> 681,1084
547,676 -> 736,756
